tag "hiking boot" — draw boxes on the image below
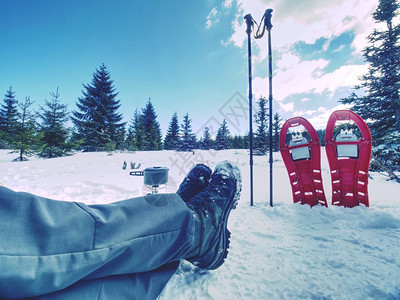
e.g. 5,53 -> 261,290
185,160 -> 242,270
177,164 -> 212,202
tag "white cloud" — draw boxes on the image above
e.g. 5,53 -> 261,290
227,0 -> 378,59
312,64 -> 368,94
272,53 -> 330,100
332,44 -> 345,53
322,37 -> 346,53
251,51 -> 367,102
206,7 -> 219,29
227,14 -> 247,48
293,109 -> 317,116
223,0 -> 234,8
322,39 -> 331,52
279,101 -> 294,112
252,76 -> 269,100
307,103 -> 351,129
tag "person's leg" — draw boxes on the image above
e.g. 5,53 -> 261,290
0,161 -> 242,299
30,262 -> 179,300
0,187 -> 193,298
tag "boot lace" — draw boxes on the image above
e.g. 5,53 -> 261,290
190,174 -> 232,226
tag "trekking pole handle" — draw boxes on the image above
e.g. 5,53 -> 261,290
264,9 -> 273,31
244,14 -> 254,35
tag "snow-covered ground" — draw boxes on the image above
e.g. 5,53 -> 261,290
1,149 -> 399,299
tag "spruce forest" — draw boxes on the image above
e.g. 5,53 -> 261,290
0,63 -> 278,160
0,0 -> 399,180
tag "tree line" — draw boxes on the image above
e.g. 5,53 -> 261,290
0,64 -> 280,160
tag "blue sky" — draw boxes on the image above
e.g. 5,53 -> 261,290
0,0 -> 379,136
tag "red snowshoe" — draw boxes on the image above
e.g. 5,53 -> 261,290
279,117 -> 327,207
325,110 -> 372,207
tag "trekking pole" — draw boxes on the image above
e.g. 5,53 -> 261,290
265,9 -> 274,207
254,9 -> 274,207
244,14 -> 254,207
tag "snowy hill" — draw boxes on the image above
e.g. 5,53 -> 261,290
1,149 -> 399,299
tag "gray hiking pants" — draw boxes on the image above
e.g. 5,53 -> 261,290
0,186 -> 195,299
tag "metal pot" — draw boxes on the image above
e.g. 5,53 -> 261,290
143,167 -> 169,187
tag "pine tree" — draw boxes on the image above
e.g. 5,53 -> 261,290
254,97 -> 269,155
232,134 -> 245,149
342,0 -> 400,139
72,64 -> 126,152
243,131 -> 250,149
0,87 -> 19,148
164,112 -> 180,150
125,120 -> 136,151
178,113 -> 196,151
126,109 -> 145,151
239,135 -> 246,149
272,112 -> 282,151
215,119 -> 231,150
316,129 -> 326,147
200,126 -> 213,150
37,88 -> 73,158
341,0 -> 400,174
11,97 -> 42,161
141,99 -> 162,150
0,131 -> 4,149
370,131 -> 400,179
